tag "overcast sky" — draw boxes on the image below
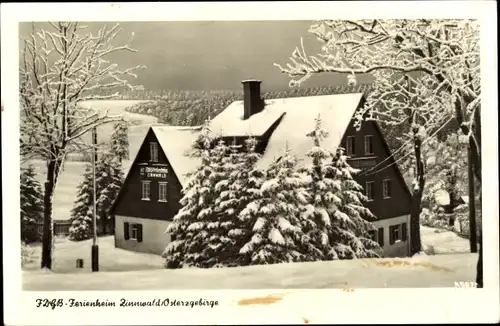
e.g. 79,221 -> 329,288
19,21 -> 371,92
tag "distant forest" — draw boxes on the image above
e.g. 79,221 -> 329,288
101,84 -> 455,154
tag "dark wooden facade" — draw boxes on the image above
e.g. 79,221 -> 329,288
340,119 -> 412,220
111,129 -> 183,221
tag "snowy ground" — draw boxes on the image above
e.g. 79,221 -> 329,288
421,225 -> 472,254
23,252 -> 478,290
21,100 -> 158,221
22,226 -> 477,290
23,236 -> 164,273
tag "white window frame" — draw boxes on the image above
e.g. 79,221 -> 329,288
130,223 -> 139,240
346,136 -> 355,156
158,182 -> 168,202
150,142 -> 159,162
364,135 -> 374,155
141,180 -> 151,201
383,178 -> 391,199
365,181 -> 375,201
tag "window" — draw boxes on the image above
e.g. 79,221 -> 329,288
150,142 -> 158,162
364,135 -> 374,155
383,179 -> 391,198
131,224 -> 139,240
141,181 -> 151,201
124,222 -> 143,242
158,182 -> 168,202
346,136 -> 355,156
389,225 -> 401,244
365,181 -> 375,201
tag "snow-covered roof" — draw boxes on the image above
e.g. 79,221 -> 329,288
151,126 -> 202,187
252,93 -> 364,170
210,93 -> 364,169
209,101 -> 286,137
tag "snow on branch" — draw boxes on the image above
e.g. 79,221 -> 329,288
274,19 -> 480,101
20,22 -> 145,162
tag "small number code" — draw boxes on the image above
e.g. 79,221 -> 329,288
454,281 -> 478,288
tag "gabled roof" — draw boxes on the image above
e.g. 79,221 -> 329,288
210,93 -> 365,170
109,125 -> 201,215
257,93 -> 364,170
151,125 -> 202,187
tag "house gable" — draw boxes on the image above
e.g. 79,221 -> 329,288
110,127 -> 183,221
341,118 -> 412,220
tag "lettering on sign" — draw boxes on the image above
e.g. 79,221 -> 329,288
140,166 -> 169,179
347,158 -> 377,169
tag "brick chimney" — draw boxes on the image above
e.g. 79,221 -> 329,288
242,79 -> 263,119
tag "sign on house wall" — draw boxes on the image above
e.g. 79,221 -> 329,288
347,158 -> 377,168
140,166 -> 169,179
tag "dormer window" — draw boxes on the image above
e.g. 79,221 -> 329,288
150,142 -> 158,162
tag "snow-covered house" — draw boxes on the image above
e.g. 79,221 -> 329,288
110,80 -> 413,258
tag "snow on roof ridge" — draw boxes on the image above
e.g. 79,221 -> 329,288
152,125 -> 202,130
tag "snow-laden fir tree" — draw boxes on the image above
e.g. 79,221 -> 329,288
239,146 -> 310,265
20,165 -> 44,244
96,152 -> 124,234
329,148 -> 380,259
188,139 -> 233,268
109,121 -> 130,163
163,120 -> 214,268
208,137 -> 265,267
300,115 -> 344,261
69,164 -> 95,241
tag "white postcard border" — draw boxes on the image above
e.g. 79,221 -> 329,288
2,2 -> 498,325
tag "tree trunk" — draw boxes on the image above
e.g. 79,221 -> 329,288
40,158 -> 62,269
409,135 -> 426,256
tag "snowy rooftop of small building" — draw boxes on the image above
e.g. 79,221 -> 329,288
151,125 -> 202,187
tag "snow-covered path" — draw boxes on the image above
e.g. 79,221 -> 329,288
421,225 -> 472,254
23,253 -> 478,290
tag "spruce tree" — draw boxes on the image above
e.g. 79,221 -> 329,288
96,152 -> 124,233
68,164 -> 94,241
163,120 -> 214,268
20,165 -> 44,244
300,115 -> 343,261
189,139 -> 232,268
239,146 -> 310,265
329,147 -> 380,259
211,137 -> 266,267
109,121 -> 129,163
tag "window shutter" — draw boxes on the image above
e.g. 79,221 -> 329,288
124,222 -> 130,240
378,228 -> 384,246
402,223 -> 408,241
137,224 -> 143,243
389,226 -> 395,245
